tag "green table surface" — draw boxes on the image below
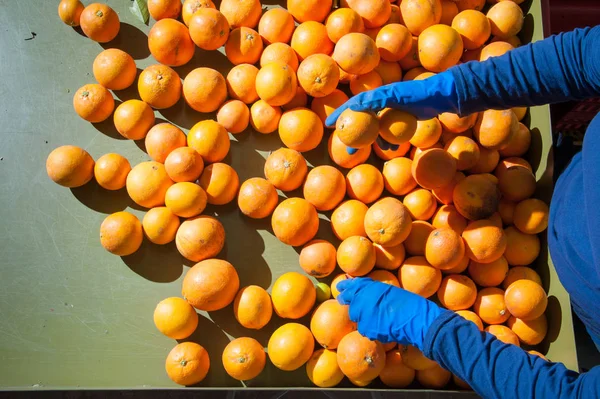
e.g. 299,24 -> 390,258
0,0 -> 577,391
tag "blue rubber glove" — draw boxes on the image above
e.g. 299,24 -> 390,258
337,277 -> 449,350
326,72 -> 460,128
346,136 -> 398,155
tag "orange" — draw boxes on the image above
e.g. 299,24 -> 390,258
92,49 -> 136,91
282,87 -> 308,110
387,4 -> 403,24
264,147 -> 308,191
403,188 -> 437,221
474,109 -> 518,150
164,147 -> 204,183
153,297 -> 198,339
451,10 -> 491,50
138,64 -> 182,109
331,200 -> 368,240
113,100 -> 155,140
297,54 -> 340,97
73,84 -> 114,123
288,0 -> 333,23
504,226 -> 540,266
379,109 -> 418,144
425,228 -> 466,270
374,61 -> 403,85
126,161 -> 173,208
374,141 -> 411,161
480,41 -> 514,61
328,130 -> 372,168
271,271 -> 316,319
418,24 -> 463,72
374,243 -> 406,270
455,0 -> 485,11
410,118 -> 442,148
311,299 -> 356,349
513,198 -> 549,234
365,197 -> 413,247
399,344 -> 437,370
382,157 -> 417,196
368,269 -> 401,287
182,0 -> 216,26
182,258 -> 239,310
148,0 -> 182,20
256,62 -> 298,106
508,315 -> 547,345
311,89 -> 349,124
291,21 -> 334,61
469,146 -> 500,174
260,43 -> 299,71
347,0 -> 391,28
226,64 -> 259,104
58,0 -> 84,26
398,256 -> 442,298
498,167 -> 536,203
513,106 -> 528,121
332,33 -> 380,75
306,349 -> 345,388
400,0 -> 442,35
237,177 -> 278,219
337,236 -> 377,276
337,331 -> 386,381
437,274 -> 477,310
404,221 -> 434,256
528,350 -> 548,360
493,34 -> 522,48
452,174 -> 500,221
335,109 -> 380,148
268,323 -> 315,371
462,219 -> 506,263
46,145 -> 94,188
499,122 -> 531,157
175,216 -> 225,261
148,19 -> 195,66
432,205 -> 467,234
485,324 -> 520,346
469,256 -> 508,287
412,148 -> 457,190
443,253 -> 470,274
80,3 -> 120,43
188,8 -> 230,50
346,164 -> 384,204
250,100 -> 282,134
487,1 -> 524,39
338,66 -> 357,84
440,0 -> 459,25
455,310 -> 484,331
219,0 -> 261,29
272,198 -> 319,246
325,8 -> 365,44
216,100 -> 249,134
94,153 -> 131,191
183,67 -> 227,113
416,364 -> 451,389
444,136 -> 480,171
165,342 -> 210,385
398,36 -> 421,71
431,170 -> 464,205
303,165 -> 346,211
225,27 -> 263,65
439,112 -> 478,134
376,24 -> 412,62
498,198 -> 515,225
505,279 -> 547,322
233,285 -> 273,329
380,349 -> 415,388
142,207 -> 180,245
145,123 -> 186,163
165,182 -> 207,218
222,337 -> 266,381
331,273 -> 349,299
258,8 -> 295,44
473,287 -> 510,324
502,266 -> 542,290
99,211 -> 143,256
187,120 -> 230,164
279,108 -> 323,152
300,240 -> 337,278
198,163 -> 239,205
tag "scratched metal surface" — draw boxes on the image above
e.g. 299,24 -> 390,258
0,0 -> 576,391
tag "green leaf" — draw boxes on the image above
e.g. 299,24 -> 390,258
129,0 -> 149,25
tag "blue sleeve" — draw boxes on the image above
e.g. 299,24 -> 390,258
451,26 -> 600,115
423,312 -> 600,398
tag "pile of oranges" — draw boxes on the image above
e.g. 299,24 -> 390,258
49,0 -> 549,389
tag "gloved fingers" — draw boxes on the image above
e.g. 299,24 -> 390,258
375,136 -> 400,151
325,97 -> 355,127
336,289 -> 353,306
335,277 -> 356,293
346,146 -> 359,155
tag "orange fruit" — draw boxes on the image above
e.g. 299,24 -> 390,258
188,8 -> 230,50
505,279 -> 547,321
145,123 -> 186,163
368,269 -> 400,287
279,108 -> 323,152
237,177 -> 278,219
198,163 -> 239,205
473,287 -> 510,324
187,120 -> 230,163
46,145 -> 95,188
142,207 -> 180,245
499,122 -> 531,157
258,8 -> 295,44
398,256 -> 442,298
80,3 -> 120,43
379,349 -> 415,388
311,299 -> 356,349
513,198 -> 549,234
306,349 -> 345,388
365,197 -> 413,247
485,324 -> 520,346
379,109 -> 418,144
416,364 -> 451,389
264,147 -> 308,191
480,41 -> 514,61
255,61 -> 298,106
399,344 -> 437,370
399,0 -> 442,35
468,256 -> 508,287
148,19 -> 195,66
99,211 -> 143,256
303,165 -> 346,211
183,67 -> 227,113
507,315 -> 547,345
437,274 -> 477,310
219,0 -> 261,29
282,89 -> 309,112
528,350 -> 548,361
373,141 -> 411,161
430,171 -> 464,205
113,100 -> 155,140
337,236 -> 377,276
182,258 -> 239,310
175,216 -> 225,261
504,226 -> 540,266
250,100 -> 282,134
226,64 -> 259,104
502,266 -> 542,290
474,109 -> 518,150
138,64 -> 182,109
271,271 -> 316,319
412,148 -> 457,190
398,36 -> 421,71
376,24 -> 412,62
165,342 -> 210,386
300,240 -> 337,278
311,89 -> 349,124
268,323 -> 315,371
272,198 -> 319,246
418,24 -> 463,72
382,157 -> 417,196
440,0 -> 459,25
233,285 -> 273,329
513,106 -> 528,121
497,167 -> 536,203
216,100 -> 249,134
374,61 -> 403,85
73,83 -> 114,123
451,10 -> 491,50
498,199 -> 516,225
469,146 -> 500,174
335,109 -> 380,148
297,54 -> 340,97
487,1 -> 523,39
92,49 -> 136,91
493,34 -> 522,47
260,42 -> 299,71
182,0 -> 216,26
346,164 -> 384,204
148,0 -> 182,20
374,243 -> 406,270
462,219 -> 506,263
222,337 -> 266,381
332,32 -> 380,75
328,130 -> 372,168
58,0 -> 84,26
325,8 -> 365,44
153,297 -> 198,339
94,153 -> 131,191
126,161 -> 174,208
442,253 -> 470,274
432,205 -> 467,234
425,228 -> 466,270
403,188 -> 437,221
404,221 -> 434,256
455,310 -> 484,331
291,21 -> 334,61
165,182 -> 207,218
225,27 -> 263,65
337,331 -> 386,381
164,147 -> 204,183
452,174 -> 500,221
438,112 -> 478,134
331,273 -> 349,299
455,0 -> 485,11
288,0 -> 333,23
347,0 -> 391,28
444,136 -> 480,171
331,200 -> 368,240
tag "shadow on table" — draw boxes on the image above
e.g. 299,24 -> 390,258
101,23 -> 150,60
71,180 -> 143,214
121,240 -> 184,283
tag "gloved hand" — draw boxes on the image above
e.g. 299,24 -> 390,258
345,136 -> 399,155
337,277 -> 449,350
326,72 -> 460,128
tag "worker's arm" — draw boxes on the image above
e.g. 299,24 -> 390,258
337,278 -> 600,398
325,26 -> 600,125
